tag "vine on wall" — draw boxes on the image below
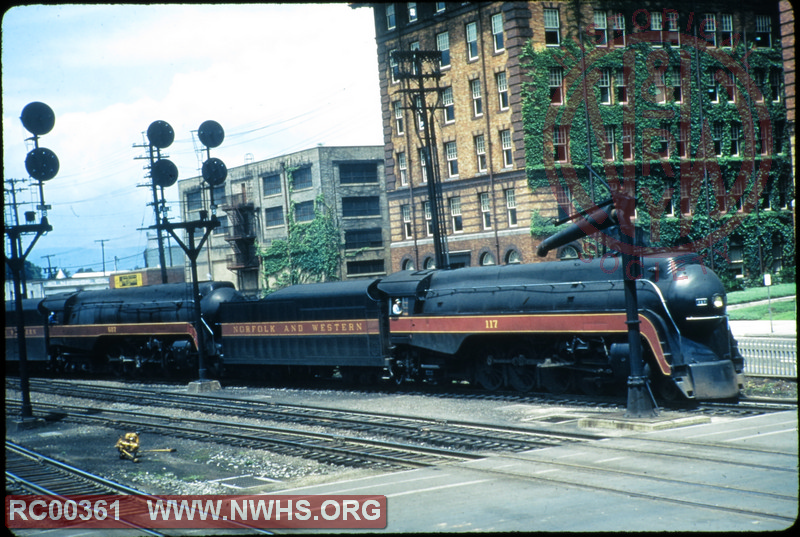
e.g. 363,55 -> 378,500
520,34 -> 794,289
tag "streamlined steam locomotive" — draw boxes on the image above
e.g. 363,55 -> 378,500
7,250 -> 743,400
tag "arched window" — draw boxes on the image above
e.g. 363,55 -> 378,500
480,252 -> 496,266
505,249 -> 521,264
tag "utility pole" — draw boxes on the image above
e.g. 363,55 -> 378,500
135,120 -> 178,283
95,239 -> 108,274
392,49 -> 450,270
41,254 -> 56,278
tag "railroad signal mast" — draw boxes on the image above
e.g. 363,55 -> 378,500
392,50 -> 450,270
5,102 -> 59,422
153,120 -> 227,386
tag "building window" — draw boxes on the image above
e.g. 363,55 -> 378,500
442,87 -> 455,123
501,129 -> 513,167
544,8 -> 560,46
611,12 -> 626,46
435,2 -> 445,14
480,192 -> 491,230
424,201 -> 433,236
707,69 -> 719,103
264,206 -> 284,228
603,126 -> 615,161
389,48 -> 399,84
653,68 -> 667,103
730,123 -> 741,156
505,189 -> 517,227
593,11 -> 608,46
598,69 -> 611,104
650,11 -> 663,44
295,200 -> 315,222
347,259 -> 385,276
340,162 -> 378,184
755,15 -> 772,48
345,228 -> 383,250
419,148 -> 428,183
397,152 -> 408,186
677,124 -> 689,158
424,256 -> 436,269
622,125 -> 633,160
752,69 -> 765,102
186,190 -> 203,212
491,13 -> 504,52
554,125 -> 569,162
394,100 -> 404,135
770,69 -> 782,102
342,196 -> 380,218
666,11 -> 680,46
720,14 -> 734,46
480,251 -> 496,266
466,22 -> 478,60
505,249 -> 521,264
496,71 -> 509,110
408,2 -> 417,23
415,95 -> 425,131
445,141 -> 459,177
449,197 -> 463,232
262,174 -> 281,196
437,31 -> 450,68
671,67 -> 682,103
549,67 -> 564,104
402,258 -> 415,271
292,167 -> 313,190
402,204 -> 413,239
475,134 -> 487,172
712,122 -> 723,156
758,124 -> 771,155
702,13 -> 716,47
386,4 -> 396,30
615,68 -> 627,103
471,79 -> 483,117
656,125 -> 669,157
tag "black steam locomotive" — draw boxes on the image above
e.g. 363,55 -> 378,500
6,249 -> 743,401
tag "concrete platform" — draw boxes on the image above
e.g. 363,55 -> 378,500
271,410 -> 798,532
729,320 -> 796,338
577,411 -> 710,431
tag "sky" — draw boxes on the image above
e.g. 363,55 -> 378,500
2,3 -> 383,274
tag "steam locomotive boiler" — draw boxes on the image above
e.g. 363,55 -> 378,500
39,281 -> 238,375
376,254 -> 744,399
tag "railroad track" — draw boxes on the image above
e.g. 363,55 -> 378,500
6,441 -> 169,537
10,378 -> 607,455
5,399 -> 487,471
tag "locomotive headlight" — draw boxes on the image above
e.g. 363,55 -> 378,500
712,294 -> 725,309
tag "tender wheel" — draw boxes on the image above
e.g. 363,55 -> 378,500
473,349 -> 504,391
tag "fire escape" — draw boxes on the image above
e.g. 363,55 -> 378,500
222,184 -> 259,287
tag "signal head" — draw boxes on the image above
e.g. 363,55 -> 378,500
151,158 -> 179,188
25,147 -> 59,181
147,120 -> 175,149
21,102 -> 56,136
198,120 -> 224,148
202,157 -> 227,186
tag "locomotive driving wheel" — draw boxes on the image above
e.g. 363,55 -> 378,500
506,346 -> 536,392
473,347 -> 504,391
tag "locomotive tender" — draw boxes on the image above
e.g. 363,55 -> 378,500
7,252 -> 743,400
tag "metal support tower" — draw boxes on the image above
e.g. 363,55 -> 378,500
393,50 -> 450,270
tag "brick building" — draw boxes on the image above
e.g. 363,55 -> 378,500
177,146 -> 389,296
357,1 -> 794,285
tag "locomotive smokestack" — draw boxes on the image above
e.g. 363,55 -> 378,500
536,206 -> 618,257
